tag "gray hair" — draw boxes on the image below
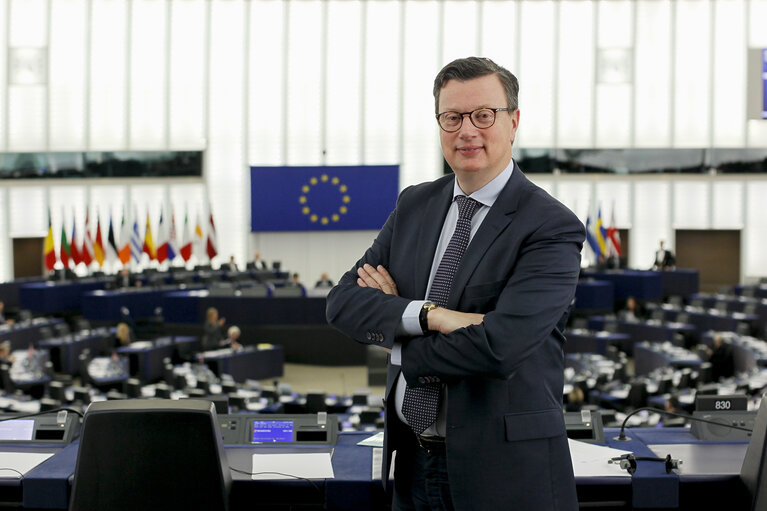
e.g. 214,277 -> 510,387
433,57 -> 519,114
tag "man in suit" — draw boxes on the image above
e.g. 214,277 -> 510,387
653,240 -> 676,270
326,57 -> 583,510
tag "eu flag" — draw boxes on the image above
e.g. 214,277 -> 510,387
250,165 -> 399,232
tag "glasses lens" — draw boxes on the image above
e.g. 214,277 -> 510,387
439,112 -> 462,131
471,109 -> 496,128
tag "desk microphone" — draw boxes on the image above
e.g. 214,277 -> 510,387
613,406 -> 753,441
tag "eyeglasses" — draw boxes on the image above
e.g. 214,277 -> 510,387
435,107 -> 513,133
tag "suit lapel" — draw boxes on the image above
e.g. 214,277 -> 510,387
447,165 -> 527,309
414,179 -> 454,298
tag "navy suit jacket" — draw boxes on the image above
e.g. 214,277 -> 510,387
326,164 -> 585,510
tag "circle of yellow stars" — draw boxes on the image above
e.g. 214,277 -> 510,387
298,173 -> 350,225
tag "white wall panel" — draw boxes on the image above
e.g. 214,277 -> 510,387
712,181 -> 743,229
285,0 -> 322,165
595,181 -> 631,227
553,181 -> 591,223
634,0 -> 671,147
9,187 -> 46,237
744,181 -> 767,279
673,180 -> 709,229
0,0 -> 8,151
89,0 -> 128,150
517,1 -> 555,147
129,0 -> 167,149
168,0 -> 205,148
632,181 -> 671,269
49,0 -> 87,150
673,0 -> 711,147
557,1 -> 594,147
748,0 -> 767,47
362,1 -> 400,166
442,1 -> 479,64
401,1 -> 441,188
208,0 -> 246,264
712,0 -> 745,146
325,1 -> 362,165
8,0 -> 45,46
480,1 -> 518,72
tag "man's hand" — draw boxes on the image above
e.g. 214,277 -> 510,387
356,264 -> 399,296
428,307 -> 484,335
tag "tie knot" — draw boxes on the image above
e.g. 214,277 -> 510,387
455,195 -> 480,221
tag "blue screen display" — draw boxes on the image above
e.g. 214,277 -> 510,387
251,420 -> 294,443
762,49 -> 767,119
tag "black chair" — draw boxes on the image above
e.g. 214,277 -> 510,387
69,399 -> 231,511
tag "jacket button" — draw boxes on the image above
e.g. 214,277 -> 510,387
418,377 -> 426,384
366,332 -> 372,340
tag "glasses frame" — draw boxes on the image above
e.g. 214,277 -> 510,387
435,107 -> 514,133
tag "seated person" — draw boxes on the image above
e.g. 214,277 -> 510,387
201,307 -> 226,351
113,322 -> 133,350
565,386 -> 585,412
618,296 -> 643,322
707,333 -> 735,381
114,268 -> 140,289
662,394 -> 689,426
287,273 -> 302,287
248,250 -> 268,270
0,301 -> 12,325
225,255 -> 238,272
222,326 -> 243,350
315,272 -> 334,289
0,341 -> 14,364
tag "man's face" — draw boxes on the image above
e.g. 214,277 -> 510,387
438,74 -> 519,188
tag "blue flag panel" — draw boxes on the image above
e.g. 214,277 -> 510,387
762,49 -> 767,119
250,165 -> 399,232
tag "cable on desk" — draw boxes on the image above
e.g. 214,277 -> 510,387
0,407 -> 84,423
228,466 -> 322,495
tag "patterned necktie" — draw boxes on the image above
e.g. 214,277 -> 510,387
402,195 -> 480,435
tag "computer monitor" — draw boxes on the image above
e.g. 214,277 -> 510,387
741,399 -> 767,511
69,399 -> 231,511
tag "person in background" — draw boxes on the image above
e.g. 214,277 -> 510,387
0,341 -> 14,364
315,272 -> 334,289
653,240 -> 676,270
0,301 -> 13,325
707,333 -> 735,382
565,386 -> 585,412
249,250 -> 268,270
619,296 -> 643,322
113,322 -> 133,350
223,326 -> 243,350
225,255 -> 238,272
201,307 -> 226,351
288,273 -> 302,287
114,268 -> 138,289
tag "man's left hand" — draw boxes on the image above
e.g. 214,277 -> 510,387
356,264 -> 399,296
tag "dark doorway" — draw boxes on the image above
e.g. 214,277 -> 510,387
13,237 -> 45,278
675,230 -> 740,293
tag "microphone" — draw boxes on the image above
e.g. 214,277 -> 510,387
613,406 -> 754,441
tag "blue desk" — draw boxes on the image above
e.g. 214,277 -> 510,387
37,330 -> 112,374
81,285 -> 204,321
16,427 -> 751,510
202,345 -> 284,382
163,291 -> 328,326
574,280 -> 614,311
0,277 -> 46,309
633,343 -> 701,376
580,270 -> 663,301
0,318 -> 66,351
116,339 -> 176,382
18,279 -> 107,314
660,269 -> 699,298
564,330 -> 630,355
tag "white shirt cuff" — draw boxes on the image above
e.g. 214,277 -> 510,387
391,343 -> 402,365
402,300 -> 426,336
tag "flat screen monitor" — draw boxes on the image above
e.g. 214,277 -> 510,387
252,419 -> 294,443
0,419 -> 34,441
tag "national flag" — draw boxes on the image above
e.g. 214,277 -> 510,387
118,210 -> 132,264
142,212 -> 156,260
130,209 -> 142,262
105,213 -> 119,264
193,212 -> 204,259
70,214 -> 82,265
606,205 -> 622,257
93,214 -> 105,267
206,211 -> 218,260
250,165 -> 399,231
584,208 -> 601,260
44,210 -> 56,271
179,210 -> 193,262
59,219 -> 71,268
168,209 -> 178,261
156,209 -> 168,263
82,209 -> 94,266
595,207 -> 608,258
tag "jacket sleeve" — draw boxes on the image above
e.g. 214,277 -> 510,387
401,203 -> 585,383
325,199 -> 413,350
